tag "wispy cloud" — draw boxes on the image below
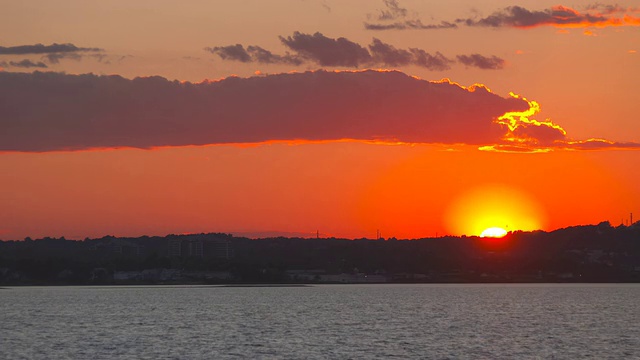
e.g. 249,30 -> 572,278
0,43 -> 102,55
43,52 -> 83,64
364,0 -> 457,30
320,0 -> 331,13
1,70 -> 635,153
207,32 -> 503,70
0,43 -> 105,66
364,19 -> 457,31
560,139 -> 640,150
0,59 -> 48,68
376,0 -> 408,20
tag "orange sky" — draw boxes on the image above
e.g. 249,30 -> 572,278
1,143 -> 638,239
0,1 -> 639,239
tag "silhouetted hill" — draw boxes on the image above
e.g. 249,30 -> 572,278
1,222 -> 638,285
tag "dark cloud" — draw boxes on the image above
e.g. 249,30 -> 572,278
246,46 -> 303,65
0,43 -> 106,66
457,4 -> 640,29
0,43 -> 102,55
368,38 -> 413,66
457,54 -> 505,70
204,44 -> 303,65
368,39 -> 456,71
459,6 -> 599,28
410,49 -> 454,71
279,32 -> 372,67
0,70 -> 533,152
210,32 -> 499,71
367,4 -> 640,31
205,44 -> 251,62
4,59 -> 48,68
2,70 -> 634,153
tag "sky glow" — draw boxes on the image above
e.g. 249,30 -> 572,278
0,0 -> 639,239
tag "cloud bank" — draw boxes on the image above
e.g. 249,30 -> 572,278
365,2 -> 640,31
0,70 -> 526,152
1,70 -> 635,153
207,32 -> 503,70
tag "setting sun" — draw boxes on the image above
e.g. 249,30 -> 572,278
480,227 -> 508,238
445,184 -> 546,236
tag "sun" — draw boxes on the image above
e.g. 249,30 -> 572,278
445,184 -> 546,236
480,227 -> 508,238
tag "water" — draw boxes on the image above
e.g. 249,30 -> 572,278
1,284 -> 639,359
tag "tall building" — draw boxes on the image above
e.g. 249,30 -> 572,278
205,239 -> 234,259
187,239 -> 204,258
168,239 -> 182,257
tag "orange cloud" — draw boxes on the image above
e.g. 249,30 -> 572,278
395,4 -> 640,31
471,4 -> 640,29
495,93 -> 567,146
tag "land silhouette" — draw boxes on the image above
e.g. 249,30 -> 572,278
1,221 -> 639,285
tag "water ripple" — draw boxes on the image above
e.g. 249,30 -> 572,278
1,284 -> 639,359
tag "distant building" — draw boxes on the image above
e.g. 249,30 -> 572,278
167,238 -> 202,257
187,239 -> 204,257
168,239 -> 182,257
167,236 -> 233,259
93,238 -> 141,256
205,239 -> 233,259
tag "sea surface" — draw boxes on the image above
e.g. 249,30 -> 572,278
1,284 -> 639,359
